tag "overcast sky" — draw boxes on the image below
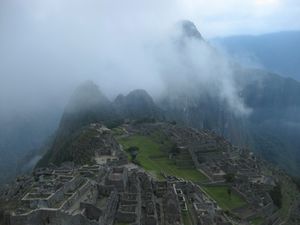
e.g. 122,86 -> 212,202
180,0 -> 300,37
0,0 -> 299,117
1,0 -> 299,37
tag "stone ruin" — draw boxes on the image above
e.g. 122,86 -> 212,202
0,122 -> 290,225
3,159 -> 233,225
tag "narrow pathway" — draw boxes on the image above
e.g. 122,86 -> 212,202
278,203 -> 293,225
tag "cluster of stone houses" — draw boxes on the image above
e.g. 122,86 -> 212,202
0,122 -> 292,225
2,161 -> 233,225
128,123 -> 282,224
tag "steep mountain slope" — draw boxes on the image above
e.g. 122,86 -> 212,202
37,123 -> 122,166
0,109 -> 60,184
236,69 -> 300,174
214,31 -> 300,80
37,81 -> 118,166
158,20 -> 252,146
58,81 -> 117,135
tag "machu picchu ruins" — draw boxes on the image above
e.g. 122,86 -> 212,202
1,121 -> 299,225
2,1 -> 300,224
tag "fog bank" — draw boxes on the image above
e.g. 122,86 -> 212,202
0,0 -> 251,119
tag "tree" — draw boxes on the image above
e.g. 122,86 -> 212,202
224,173 -> 235,183
227,188 -> 232,199
269,184 -> 282,208
128,146 -> 139,162
170,143 -> 180,157
170,121 -> 177,125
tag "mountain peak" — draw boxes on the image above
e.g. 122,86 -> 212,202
114,89 -> 163,120
178,20 -> 203,40
126,89 -> 153,100
56,81 -> 117,137
66,81 -> 109,112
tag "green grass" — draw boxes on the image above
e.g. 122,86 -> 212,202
182,211 -> 192,225
278,174 -> 299,220
250,217 -> 264,225
203,185 -> 247,210
118,135 -> 207,182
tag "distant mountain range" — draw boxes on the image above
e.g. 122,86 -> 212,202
213,31 -> 300,80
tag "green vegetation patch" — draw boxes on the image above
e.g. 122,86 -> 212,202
181,211 -> 192,225
38,126 -> 98,167
203,185 -> 247,210
118,135 -> 207,182
278,175 -> 300,220
250,217 -> 264,225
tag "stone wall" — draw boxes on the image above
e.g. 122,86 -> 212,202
98,191 -> 118,225
9,209 -> 99,225
117,209 -> 137,223
80,202 -> 102,221
105,167 -> 128,192
61,180 -> 97,210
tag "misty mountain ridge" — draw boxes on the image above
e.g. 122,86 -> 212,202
38,67 -> 300,177
214,30 -> 300,81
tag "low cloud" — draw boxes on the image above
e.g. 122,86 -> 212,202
0,0 -> 276,119
154,23 -> 251,115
